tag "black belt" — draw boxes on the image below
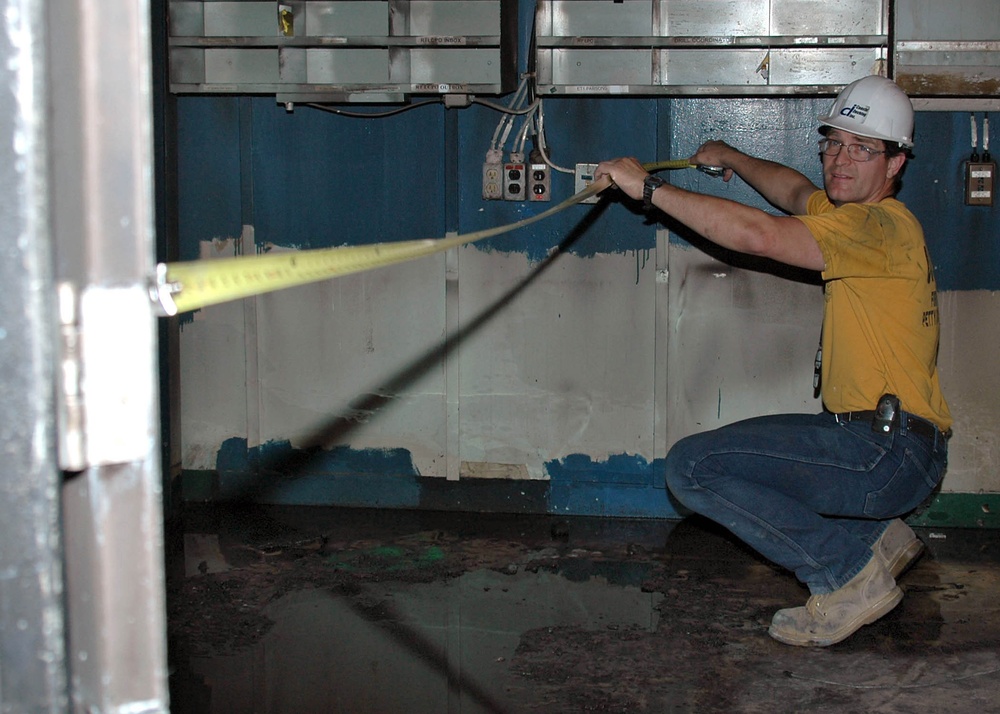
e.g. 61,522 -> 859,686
835,411 -> 949,440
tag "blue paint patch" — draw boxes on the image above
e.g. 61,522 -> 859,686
258,439 -> 420,476
216,436 -> 253,472
214,437 -> 421,506
217,437 -> 419,475
207,441 -> 688,518
546,453 -> 688,519
547,452 -> 660,486
548,480 -> 686,520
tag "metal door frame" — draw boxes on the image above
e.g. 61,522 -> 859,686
0,0 -> 169,710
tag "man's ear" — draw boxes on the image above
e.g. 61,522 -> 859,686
887,153 -> 906,179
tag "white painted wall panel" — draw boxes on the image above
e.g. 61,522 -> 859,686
179,239 -> 250,469
937,290 -> 1000,493
253,253 -> 450,475
664,243 -> 823,446
178,241 -> 996,498
456,248 -> 660,478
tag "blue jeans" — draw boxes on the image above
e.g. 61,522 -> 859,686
664,411 -> 948,594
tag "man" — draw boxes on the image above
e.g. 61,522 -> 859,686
594,75 -> 951,647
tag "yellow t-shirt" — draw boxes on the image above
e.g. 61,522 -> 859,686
796,191 -> 952,432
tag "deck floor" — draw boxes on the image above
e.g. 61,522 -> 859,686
167,504 -> 1000,713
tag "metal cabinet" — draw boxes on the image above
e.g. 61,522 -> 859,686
168,0 -> 518,102
534,0 -> 888,96
895,0 -> 1000,105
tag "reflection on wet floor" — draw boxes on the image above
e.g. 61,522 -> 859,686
167,505 -> 1000,713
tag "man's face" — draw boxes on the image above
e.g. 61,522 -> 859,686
822,129 -> 906,206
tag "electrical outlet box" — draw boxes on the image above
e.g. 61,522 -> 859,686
574,163 -> 600,204
966,161 -> 995,206
503,155 -> 525,201
528,162 -> 550,202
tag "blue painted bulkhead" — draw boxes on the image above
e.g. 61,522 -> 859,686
172,0 -> 1000,519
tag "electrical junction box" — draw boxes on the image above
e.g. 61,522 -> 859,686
503,155 -> 525,201
528,162 -> 550,202
966,162 -> 995,206
574,163 -> 600,204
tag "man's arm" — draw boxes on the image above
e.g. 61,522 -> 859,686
691,140 -> 818,216
593,156 -> 825,272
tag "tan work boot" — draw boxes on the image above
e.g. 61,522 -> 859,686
768,556 -> 902,647
872,518 -> 924,579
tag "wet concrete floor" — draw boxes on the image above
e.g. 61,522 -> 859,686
166,505 -> 1000,713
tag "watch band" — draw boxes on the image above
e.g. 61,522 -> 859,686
642,175 -> 667,211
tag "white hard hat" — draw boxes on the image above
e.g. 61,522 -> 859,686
818,76 -> 914,148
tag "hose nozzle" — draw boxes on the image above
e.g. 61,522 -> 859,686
697,165 -> 726,177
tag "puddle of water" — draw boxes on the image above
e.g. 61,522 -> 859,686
175,567 -> 663,713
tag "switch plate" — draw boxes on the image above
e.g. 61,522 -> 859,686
965,161 -> 995,206
574,163 -> 600,204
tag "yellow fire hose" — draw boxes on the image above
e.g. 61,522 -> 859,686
149,159 -> 701,316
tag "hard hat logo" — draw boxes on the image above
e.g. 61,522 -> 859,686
819,75 -> 914,148
839,104 -> 870,121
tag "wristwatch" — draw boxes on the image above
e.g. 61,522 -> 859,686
642,175 -> 667,211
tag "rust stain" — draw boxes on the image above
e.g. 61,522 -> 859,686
896,71 -> 1000,97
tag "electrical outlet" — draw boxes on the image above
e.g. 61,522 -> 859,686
482,149 -> 503,200
483,160 -> 502,200
574,163 -> 600,204
966,161 -> 995,206
528,162 -> 550,202
503,152 -> 525,201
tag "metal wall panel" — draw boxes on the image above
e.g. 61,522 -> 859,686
305,1 -> 389,35
770,0 -> 884,36
204,2 -> 276,35
660,0 -> 769,36
550,0 -> 656,37
307,49 -> 391,84
553,49 -> 653,86
409,0 -> 502,35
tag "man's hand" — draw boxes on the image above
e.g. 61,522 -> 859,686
690,141 -> 738,182
593,157 -> 649,202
